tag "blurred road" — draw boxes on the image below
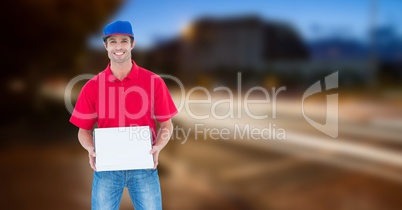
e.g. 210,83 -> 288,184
158,90 -> 402,210
1,90 -> 402,210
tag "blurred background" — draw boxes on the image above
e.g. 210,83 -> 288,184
1,0 -> 402,209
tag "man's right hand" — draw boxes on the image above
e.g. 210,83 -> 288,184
78,128 -> 97,171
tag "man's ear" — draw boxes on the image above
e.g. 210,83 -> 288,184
103,41 -> 107,50
131,40 -> 136,50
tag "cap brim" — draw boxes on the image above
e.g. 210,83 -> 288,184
102,33 -> 134,41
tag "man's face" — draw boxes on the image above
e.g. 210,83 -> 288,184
104,35 -> 135,63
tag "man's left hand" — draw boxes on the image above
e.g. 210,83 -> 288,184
150,145 -> 162,169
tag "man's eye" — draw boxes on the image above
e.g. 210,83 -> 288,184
122,40 -> 128,43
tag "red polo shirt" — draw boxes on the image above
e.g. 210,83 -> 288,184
69,60 -> 178,143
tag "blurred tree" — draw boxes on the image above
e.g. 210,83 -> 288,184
1,0 -> 124,124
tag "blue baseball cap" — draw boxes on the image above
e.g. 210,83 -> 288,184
102,20 -> 134,41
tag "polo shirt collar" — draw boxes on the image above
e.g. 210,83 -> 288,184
105,60 -> 139,82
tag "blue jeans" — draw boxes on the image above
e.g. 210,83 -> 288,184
91,169 -> 162,210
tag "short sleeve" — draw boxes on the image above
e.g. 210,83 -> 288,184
153,76 -> 178,122
69,81 -> 98,130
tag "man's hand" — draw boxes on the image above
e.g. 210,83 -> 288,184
88,147 -> 96,171
150,145 -> 162,169
150,119 -> 174,169
78,128 -> 96,170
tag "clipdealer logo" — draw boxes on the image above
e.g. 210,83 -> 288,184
65,71 -> 339,141
301,72 -> 339,138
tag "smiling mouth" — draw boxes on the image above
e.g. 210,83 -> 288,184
114,52 -> 124,56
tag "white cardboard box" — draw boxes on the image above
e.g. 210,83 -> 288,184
93,126 -> 154,171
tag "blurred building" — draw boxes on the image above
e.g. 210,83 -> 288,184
144,15 -> 402,89
371,25 -> 402,85
145,15 -> 309,87
305,25 -> 402,87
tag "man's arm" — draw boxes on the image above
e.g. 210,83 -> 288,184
150,119 -> 174,169
78,128 -> 96,170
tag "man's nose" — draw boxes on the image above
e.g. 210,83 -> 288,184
116,42 -> 123,49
